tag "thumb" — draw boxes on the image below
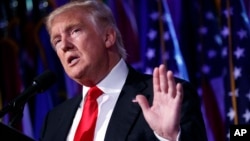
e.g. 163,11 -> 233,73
133,95 -> 150,112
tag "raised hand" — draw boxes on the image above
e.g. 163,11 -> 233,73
133,64 -> 183,140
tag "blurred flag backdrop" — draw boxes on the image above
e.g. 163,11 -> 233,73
1,0 -> 250,141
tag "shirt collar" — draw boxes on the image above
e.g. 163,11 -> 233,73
82,59 -> 129,98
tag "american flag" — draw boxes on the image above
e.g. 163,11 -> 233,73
142,0 -> 188,81
192,0 -> 226,141
220,0 -> 250,140
192,0 -> 250,140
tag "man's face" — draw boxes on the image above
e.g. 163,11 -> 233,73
49,8 -> 110,85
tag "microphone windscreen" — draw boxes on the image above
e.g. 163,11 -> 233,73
33,70 -> 57,92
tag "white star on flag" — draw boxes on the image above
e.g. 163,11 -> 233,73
227,108 -> 235,121
242,109 -> 250,122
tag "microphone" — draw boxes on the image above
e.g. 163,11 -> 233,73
0,70 -> 57,118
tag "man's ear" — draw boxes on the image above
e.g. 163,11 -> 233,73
104,27 -> 116,48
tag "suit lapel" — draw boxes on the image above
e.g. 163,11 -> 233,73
54,94 -> 82,140
104,66 -> 151,141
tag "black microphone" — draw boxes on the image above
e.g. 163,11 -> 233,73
0,70 -> 57,118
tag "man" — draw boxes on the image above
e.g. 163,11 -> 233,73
40,0 -> 207,141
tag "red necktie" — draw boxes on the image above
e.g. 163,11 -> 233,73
74,86 -> 103,141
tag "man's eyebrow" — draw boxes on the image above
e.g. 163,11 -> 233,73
50,22 -> 83,38
65,23 -> 84,34
50,32 -> 61,42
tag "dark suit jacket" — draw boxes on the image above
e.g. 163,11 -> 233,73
40,65 -> 207,141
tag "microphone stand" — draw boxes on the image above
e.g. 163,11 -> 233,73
0,97 -> 27,128
8,103 -> 25,127
0,96 -> 29,127
0,81 -> 37,118
0,81 -> 38,125
0,69 -> 56,125
0,98 -> 26,120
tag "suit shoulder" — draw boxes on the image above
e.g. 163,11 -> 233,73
49,95 -> 81,114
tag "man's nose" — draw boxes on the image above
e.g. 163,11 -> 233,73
61,37 -> 74,52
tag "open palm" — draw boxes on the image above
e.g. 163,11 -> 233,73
134,65 -> 183,140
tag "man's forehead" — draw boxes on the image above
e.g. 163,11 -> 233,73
53,9 -> 82,21
50,11 -> 85,29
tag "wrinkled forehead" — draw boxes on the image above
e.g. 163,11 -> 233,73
47,7 -> 88,26
49,8 -> 94,32
51,9 -> 83,24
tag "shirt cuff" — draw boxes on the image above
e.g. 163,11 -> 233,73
153,129 -> 181,141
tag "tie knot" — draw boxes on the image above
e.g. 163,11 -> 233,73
87,86 -> 103,100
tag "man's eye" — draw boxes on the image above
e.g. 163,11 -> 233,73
72,28 -> 81,36
74,29 -> 80,32
53,39 -> 61,47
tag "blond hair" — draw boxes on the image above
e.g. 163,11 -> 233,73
45,0 -> 127,59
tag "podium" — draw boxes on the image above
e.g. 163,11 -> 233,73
0,122 -> 35,141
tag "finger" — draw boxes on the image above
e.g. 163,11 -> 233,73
133,95 -> 150,113
175,83 -> 183,103
159,64 -> 168,93
153,67 -> 160,93
167,71 -> 176,98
